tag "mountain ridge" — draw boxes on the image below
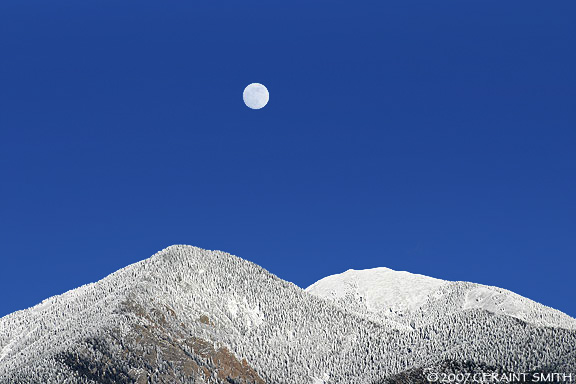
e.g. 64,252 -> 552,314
306,266 -> 576,331
1,245 -> 575,383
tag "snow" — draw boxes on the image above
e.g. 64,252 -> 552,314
0,326 -> 37,363
1,244 -> 575,383
310,372 -> 330,384
306,267 -> 446,314
227,298 -> 239,318
226,297 -> 264,328
306,267 -> 576,330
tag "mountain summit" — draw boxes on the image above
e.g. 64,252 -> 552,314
1,245 -> 575,383
306,267 -> 576,330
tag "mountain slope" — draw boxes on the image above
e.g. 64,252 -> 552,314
1,245 -> 575,384
306,267 -> 576,330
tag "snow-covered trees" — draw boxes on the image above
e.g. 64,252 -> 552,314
1,245 -> 575,384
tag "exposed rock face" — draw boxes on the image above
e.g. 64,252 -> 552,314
54,312 -> 265,384
1,245 -> 575,383
5,296 -> 266,384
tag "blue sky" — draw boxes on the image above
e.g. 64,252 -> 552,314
1,0 -> 575,318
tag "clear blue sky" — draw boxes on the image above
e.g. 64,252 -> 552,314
1,0 -> 575,318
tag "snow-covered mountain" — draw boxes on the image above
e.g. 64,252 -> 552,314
1,245 -> 575,384
306,267 -> 576,330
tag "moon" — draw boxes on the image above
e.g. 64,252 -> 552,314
243,83 -> 269,109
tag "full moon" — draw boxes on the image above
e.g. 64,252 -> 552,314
243,83 -> 269,109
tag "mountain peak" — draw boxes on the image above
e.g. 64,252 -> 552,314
306,266 -> 576,330
2,246 -> 576,383
306,267 -> 446,319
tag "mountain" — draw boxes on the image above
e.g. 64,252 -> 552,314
1,245 -> 575,384
305,267 -> 576,330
